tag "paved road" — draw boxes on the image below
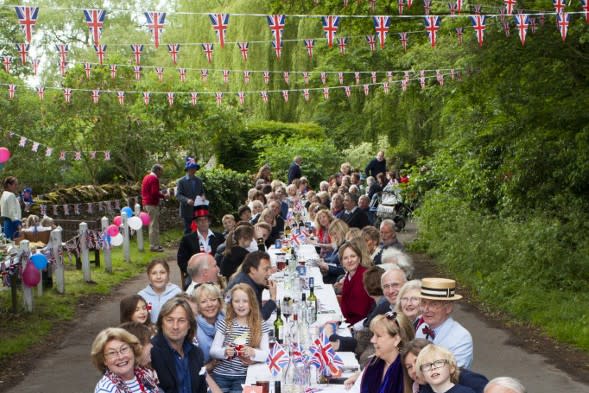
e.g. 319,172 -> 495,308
4,227 -> 589,393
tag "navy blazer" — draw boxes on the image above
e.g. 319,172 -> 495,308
151,332 -> 208,393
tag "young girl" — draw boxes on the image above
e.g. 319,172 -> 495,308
415,344 -> 476,393
120,294 -> 153,330
138,260 -> 182,324
209,284 -> 270,393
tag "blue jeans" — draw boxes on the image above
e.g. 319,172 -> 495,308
212,372 -> 245,393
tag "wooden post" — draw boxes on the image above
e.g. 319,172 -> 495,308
20,240 -> 33,312
79,222 -> 91,282
122,212 -> 130,262
101,217 -> 112,273
134,203 -> 144,252
35,249 -> 43,297
52,228 -> 65,294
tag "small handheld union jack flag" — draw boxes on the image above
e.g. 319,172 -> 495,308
321,16 -> 340,48
144,11 -> 166,48
309,334 -> 343,376
209,14 -> 230,48
167,44 -> 180,64
266,343 -> 289,377
15,6 -> 39,43
83,9 -> 106,45
424,16 -> 441,48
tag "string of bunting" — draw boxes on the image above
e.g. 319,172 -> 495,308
34,196 -> 142,218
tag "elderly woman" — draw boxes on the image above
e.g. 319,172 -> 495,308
138,260 -> 182,324
338,242 -> 375,325
318,219 -> 349,284
192,283 -> 225,368
91,327 -> 161,392
396,280 -> 423,330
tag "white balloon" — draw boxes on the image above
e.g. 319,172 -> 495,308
128,216 -> 143,230
110,233 -> 124,246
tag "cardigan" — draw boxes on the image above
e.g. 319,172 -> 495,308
340,265 -> 375,325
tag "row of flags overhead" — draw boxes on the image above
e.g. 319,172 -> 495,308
5,131 -> 110,161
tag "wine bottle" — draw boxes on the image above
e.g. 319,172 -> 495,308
274,306 -> 284,344
307,277 -> 318,322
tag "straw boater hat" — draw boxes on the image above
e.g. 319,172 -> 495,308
420,277 -> 463,301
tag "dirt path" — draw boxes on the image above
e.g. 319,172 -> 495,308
1,224 -> 588,393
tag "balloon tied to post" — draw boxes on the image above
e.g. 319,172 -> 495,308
0,147 -> 11,169
105,207 -> 145,247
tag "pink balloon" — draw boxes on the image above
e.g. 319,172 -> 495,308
0,147 -> 10,164
107,224 -> 119,237
22,261 -> 41,287
113,215 -> 122,226
139,212 -> 151,226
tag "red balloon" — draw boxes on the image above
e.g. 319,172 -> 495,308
107,224 -> 119,237
113,215 -> 122,226
22,261 -> 41,287
139,212 -> 151,226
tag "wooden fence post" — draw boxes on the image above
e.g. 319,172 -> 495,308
134,203 -> 144,252
79,222 -> 91,282
101,217 -> 112,273
122,212 -> 130,262
52,227 -> 65,294
35,249 -> 43,297
20,240 -> 33,312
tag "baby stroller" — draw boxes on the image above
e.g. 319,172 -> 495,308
373,185 -> 411,232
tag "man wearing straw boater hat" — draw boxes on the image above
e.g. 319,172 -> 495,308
415,277 -> 474,369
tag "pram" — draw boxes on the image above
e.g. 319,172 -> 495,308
372,184 -> 412,232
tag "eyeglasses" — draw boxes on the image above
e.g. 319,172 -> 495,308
382,283 -> 401,290
104,345 -> 131,360
400,296 -> 420,304
420,359 -> 449,372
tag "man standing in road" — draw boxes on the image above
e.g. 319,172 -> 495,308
287,156 -> 302,184
415,277 -> 474,369
365,151 -> 387,178
177,157 -> 205,234
141,164 -> 167,252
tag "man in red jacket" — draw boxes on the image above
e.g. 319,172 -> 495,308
141,164 -> 167,252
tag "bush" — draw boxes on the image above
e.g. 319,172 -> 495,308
198,166 -> 251,223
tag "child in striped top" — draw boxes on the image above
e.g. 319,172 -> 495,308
210,284 -> 270,393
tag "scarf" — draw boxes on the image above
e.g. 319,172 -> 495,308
197,314 -> 217,339
360,355 -> 405,393
103,366 -> 160,393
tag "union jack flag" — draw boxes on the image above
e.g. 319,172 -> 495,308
404,71 -> 410,84
201,69 -> 209,82
424,16 -> 441,48
455,0 -> 463,14
243,70 -> 251,84
371,71 -> 377,84
15,6 -> 39,43
58,60 -> 68,77
448,3 -> 458,16
167,44 -> 180,64
514,13 -> 529,46
363,84 -> 370,96
386,71 -> 393,82
529,17 -> 537,33
237,91 -> 245,105
110,64 -> 117,79
282,90 -> 289,102
321,72 -> 327,85
143,92 -> 151,106
32,58 -> 40,75
337,37 -> 347,54
237,42 -> 249,62
83,9 -> 106,45
289,230 -> 306,246
553,0 -> 566,14
144,11 -> 166,48
424,0 -> 432,15
470,15 -> 487,47
191,92 -> 198,106
179,68 -> 187,82
56,44 -> 69,65
474,4 -> 483,14
94,44 -> 106,64
345,85 -> 351,97
215,92 -> 224,106
155,67 -> 164,82
32,142 -> 40,152
355,71 -> 361,84
450,69 -> 456,80
399,32 -> 408,51
322,16 -> 340,48
283,71 -> 290,84
91,89 -> 100,104
223,69 -> 230,83
16,43 -> 29,64
8,84 -> 16,100
436,70 -> 444,86
84,62 -> 92,79
504,0 -> 516,15
366,35 -> 376,52
267,15 -> 286,58
167,92 -> 174,106
455,27 -> 464,45
36,86 -> 45,100
209,14 -> 230,48
104,151 -> 111,161
499,5 -> 508,23
260,91 -> 269,103
582,0 -> 589,23
202,43 -> 214,63
556,12 -> 570,42
3,56 -> 12,73
45,148 -> 53,157
130,44 -> 143,65
373,16 -> 390,49
369,0 -> 377,12
407,0 -> 414,8
134,66 -> 142,80
338,72 -> 344,84
263,71 -> 271,84
303,88 -> 310,101
383,82 -> 390,94
266,343 -> 289,377
309,334 -> 343,376
304,39 -> 315,59
63,88 -> 72,103
503,21 -> 511,37
419,70 -> 426,89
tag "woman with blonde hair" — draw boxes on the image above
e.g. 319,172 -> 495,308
311,208 -> 334,258
318,219 -> 349,283
192,283 -> 225,366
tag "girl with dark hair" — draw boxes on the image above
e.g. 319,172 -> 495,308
138,260 -> 182,324
220,225 -> 253,279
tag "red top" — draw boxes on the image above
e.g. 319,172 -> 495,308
141,172 -> 164,206
340,265 -> 375,325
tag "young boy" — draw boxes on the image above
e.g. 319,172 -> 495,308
416,344 -> 476,393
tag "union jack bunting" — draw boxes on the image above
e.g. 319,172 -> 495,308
470,15 -> 487,47
83,9 -> 106,45
237,42 -> 249,62
215,92 -> 224,106
56,44 -> 69,65
143,92 -> 151,105
91,89 -> 100,104
155,67 -> 164,82
514,13 -> 529,46
474,4 -> 483,14
58,60 -> 68,77
94,44 -> 106,64
386,71 -> 393,82
266,343 -> 289,377
424,16 -> 441,48
16,43 -> 29,64
167,44 -> 180,64
404,71 -> 410,84
529,17 -> 537,33
144,11 -> 166,48
363,84 -> 370,96
3,56 -> 12,73
323,87 -> 330,100
36,86 -> 45,100
167,92 -> 174,106
499,5 -> 508,23
74,152 -> 81,161
303,71 -> 310,84
424,0 -> 432,15
553,0 -> 565,14
104,151 -> 111,160
503,21 -> 511,37
337,37 -> 347,54
260,91 -> 269,103
355,71 -> 361,84
436,70 -> 444,85
366,35 -> 376,52
223,69 -> 230,83
202,43 -> 214,63
263,71 -> 270,84
237,91 -> 245,105
338,72 -> 344,84
373,16 -> 391,49
582,0 -> 589,23
283,71 -> 290,84
321,72 -> 327,85
304,39 -> 315,59
504,0 -> 516,15
63,88 -> 72,103
201,69 -> 209,82
282,90 -> 288,102
556,12 -> 570,42
8,84 -> 16,100
63,204 -> 70,215
383,82 -> 390,94
399,32 -> 408,51
15,6 -> 39,43
31,142 -> 39,153
321,16 -> 341,48
243,70 -> 251,84
45,147 -> 52,157
398,0 -> 404,15
130,44 -> 143,65
456,0 -> 463,14
407,0 -> 414,8
110,64 -> 117,79
448,3 -> 458,16
19,136 -> 27,147
179,68 -> 187,82
209,14 -> 230,48
191,92 -> 198,105
369,0 -> 377,12
456,27 -> 464,45
89,151 -> 96,160
419,70 -> 426,89
303,88 -> 310,101
371,71 -> 377,83
84,62 -> 92,79
267,15 -> 286,58
134,66 -> 142,80
344,85 -> 351,97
